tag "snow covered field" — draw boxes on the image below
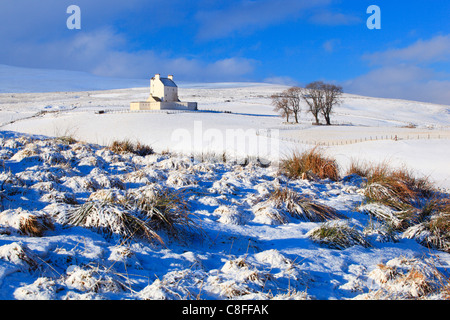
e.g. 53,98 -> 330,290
1,69 -> 449,189
0,65 -> 449,300
0,131 -> 449,301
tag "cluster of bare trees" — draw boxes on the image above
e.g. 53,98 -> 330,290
271,81 -> 343,125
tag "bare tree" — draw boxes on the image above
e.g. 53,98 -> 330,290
303,81 -> 325,125
271,93 -> 292,123
272,87 -> 303,123
321,83 -> 343,125
285,87 -> 303,124
303,81 -> 343,125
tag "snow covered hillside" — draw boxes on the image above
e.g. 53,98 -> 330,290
0,65 -> 449,300
0,64 -> 147,93
0,132 -> 449,300
0,66 -> 449,188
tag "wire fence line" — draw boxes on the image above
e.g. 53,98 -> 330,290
256,130 -> 450,146
88,108 -> 231,115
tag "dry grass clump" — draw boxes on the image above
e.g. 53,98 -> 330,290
358,203 -> 416,231
281,147 -> 339,181
349,161 -> 434,207
358,257 -> 450,300
0,209 -> 54,237
350,159 -> 450,253
346,159 -> 372,178
65,187 -> 196,245
356,162 -> 450,252
109,139 -> 134,154
65,265 -> 127,294
350,161 -> 438,233
55,135 -> 77,145
307,220 -> 371,250
403,197 -> 450,252
88,189 -> 127,205
253,187 -> 342,225
109,139 -> 153,156
370,168 -> 432,205
66,201 -> 164,244
130,188 -> 196,238
268,188 -> 344,222
0,242 -> 38,270
20,214 -> 54,237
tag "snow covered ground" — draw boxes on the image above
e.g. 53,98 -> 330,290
0,132 -> 448,300
0,65 -> 449,300
1,67 -> 449,189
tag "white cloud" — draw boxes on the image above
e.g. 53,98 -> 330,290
263,76 -> 298,86
345,65 -> 450,105
195,0 -> 332,40
364,35 -> 450,65
91,50 -> 257,81
0,1 -> 259,82
322,39 -> 341,53
0,20 -> 256,82
345,35 -> 450,105
309,11 -> 361,26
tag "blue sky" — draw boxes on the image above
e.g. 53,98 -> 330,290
0,0 -> 449,104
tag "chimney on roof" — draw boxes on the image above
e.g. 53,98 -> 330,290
168,75 -> 173,80
155,74 -> 160,80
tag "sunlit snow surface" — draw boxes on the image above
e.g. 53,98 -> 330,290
0,65 -> 449,300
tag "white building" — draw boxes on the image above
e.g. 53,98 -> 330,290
130,74 -> 197,111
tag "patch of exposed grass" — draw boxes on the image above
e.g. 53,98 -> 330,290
346,159 -> 372,178
349,161 -> 434,207
349,160 -> 436,232
403,197 -> 450,252
307,220 -> 371,250
66,187 -> 197,245
268,188 -> 344,222
56,135 -> 77,145
361,256 -> 450,299
131,188 -> 196,238
20,214 -> 54,237
363,219 -> 399,243
0,209 -> 54,237
109,139 -> 153,157
281,147 -> 339,181
66,201 -> 164,244
350,159 -> 450,253
358,203 -> 418,231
